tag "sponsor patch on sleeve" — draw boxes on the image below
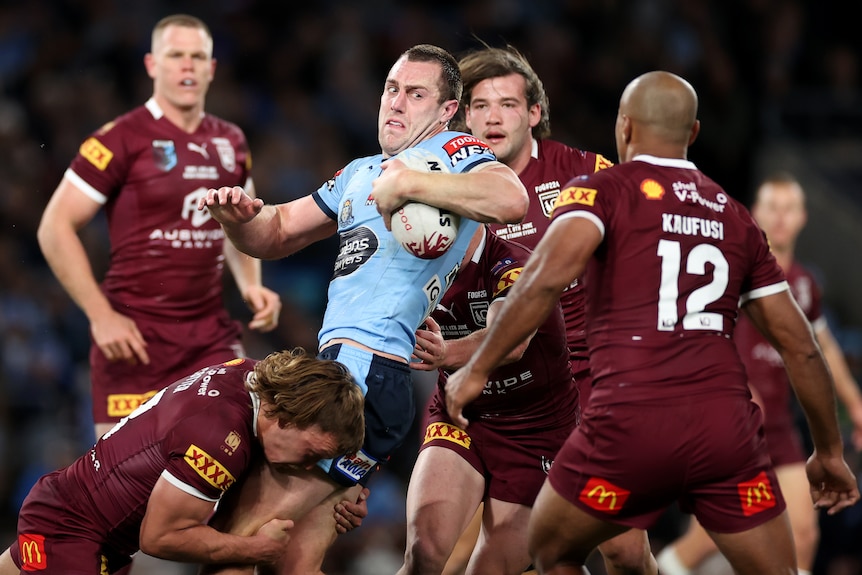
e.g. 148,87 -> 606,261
552,186 -> 598,214
594,154 -> 613,172
107,391 -> 159,418
640,179 -> 665,200
333,450 -> 379,483
494,267 -> 522,297
184,444 -> 236,491
80,137 -> 114,171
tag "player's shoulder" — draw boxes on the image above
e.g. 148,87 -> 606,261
200,112 -> 247,140
538,139 -> 614,174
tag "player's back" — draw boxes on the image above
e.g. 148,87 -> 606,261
57,359 -> 256,555
551,156 -> 786,405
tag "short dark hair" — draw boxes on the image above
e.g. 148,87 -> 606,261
152,14 -> 212,49
403,44 -> 463,104
249,348 -> 365,456
457,44 -> 551,139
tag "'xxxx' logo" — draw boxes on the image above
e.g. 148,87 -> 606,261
423,422 -> 471,449
185,444 -> 236,491
578,477 -> 631,515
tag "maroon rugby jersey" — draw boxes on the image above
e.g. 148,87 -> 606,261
430,227 -> 577,428
55,358 -> 257,557
66,98 -> 252,321
735,262 -> 824,434
488,139 -> 612,361
550,155 -> 787,405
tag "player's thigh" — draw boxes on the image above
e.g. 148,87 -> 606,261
597,527 -> 654,573
405,446 -> 485,549
671,514 -> 719,567
706,512 -> 795,575
528,480 -> 629,569
466,498 -> 533,575
442,504 -> 483,575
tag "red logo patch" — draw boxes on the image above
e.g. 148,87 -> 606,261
737,471 -> 777,516
19,534 -> 47,571
579,477 -> 630,515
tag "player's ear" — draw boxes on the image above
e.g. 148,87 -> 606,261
688,119 -> 701,147
144,53 -> 157,79
441,99 -> 459,124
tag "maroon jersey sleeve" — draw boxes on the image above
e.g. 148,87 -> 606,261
487,139 -> 613,361
66,99 -> 252,321
549,157 -> 787,404
430,229 -> 577,428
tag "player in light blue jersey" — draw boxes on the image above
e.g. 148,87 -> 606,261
199,44 -> 528,575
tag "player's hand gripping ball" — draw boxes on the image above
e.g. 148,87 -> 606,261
389,147 -> 461,259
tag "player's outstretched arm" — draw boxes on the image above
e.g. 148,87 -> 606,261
139,477 -> 291,566
199,188 -> 337,260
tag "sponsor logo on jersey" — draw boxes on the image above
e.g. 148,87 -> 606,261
80,137 -> 114,171
334,450 -> 379,482
594,154 -> 614,172
185,444 -> 236,491
107,391 -> 159,417
737,471 -> 777,516
640,179 -> 665,200
212,137 -> 236,172
469,301 -> 489,326
19,533 -> 47,571
578,477 -> 630,514
494,267 -> 522,297
423,422 -> 471,448
333,226 -> 378,278
541,455 -> 554,474
485,370 -> 533,394
490,258 -> 516,276
442,135 -> 494,167
223,358 -> 245,367
223,431 -> 242,455
152,140 -> 177,171
187,141 -> 210,159
672,182 -> 727,213
552,186 -> 598,214
182,165 -> 220,180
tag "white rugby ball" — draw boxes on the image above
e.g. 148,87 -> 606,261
388,148 -> 460,259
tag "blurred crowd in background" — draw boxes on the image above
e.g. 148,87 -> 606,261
1,1 -> 861,573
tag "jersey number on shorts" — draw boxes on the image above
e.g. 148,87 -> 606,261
656,239 -> 729,332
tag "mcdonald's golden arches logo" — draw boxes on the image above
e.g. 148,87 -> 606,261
578,477 -> 631,515
737,471 -> 777,516
19,533 -> 47,571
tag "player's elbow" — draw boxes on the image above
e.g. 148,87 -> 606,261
497,185 -> 529,224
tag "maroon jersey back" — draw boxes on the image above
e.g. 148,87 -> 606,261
67,98 -> 252,321
488,139 -> 613,360
550,156 -> 787,405
57,358 -> 257,556
735,262 -> 823,432
430,228 -> 577,428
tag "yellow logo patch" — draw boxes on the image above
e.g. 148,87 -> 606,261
552,186 -> 598,216
594,154 -> 614,172
107,391 -> 159,417
640,179 -> 665,200
494,267 -> 522,297
185,444 -> 236,491
80,137 -> 113,171
423,422 -> 471,448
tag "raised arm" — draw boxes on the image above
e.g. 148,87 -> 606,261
199,187 -> 337,260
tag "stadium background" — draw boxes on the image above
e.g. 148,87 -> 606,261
0,1 -> 860,573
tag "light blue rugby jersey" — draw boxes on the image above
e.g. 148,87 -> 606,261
311,131 -> 496,361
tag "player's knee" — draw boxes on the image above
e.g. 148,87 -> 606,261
402,534 -> 451,575
599,534 -> 653,573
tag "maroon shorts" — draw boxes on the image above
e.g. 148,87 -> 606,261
763,420 -> 806,468
9,472 -> 133,574
548,394 -> 786,533
90,312 -> 243,424
421,391 -> 576,506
